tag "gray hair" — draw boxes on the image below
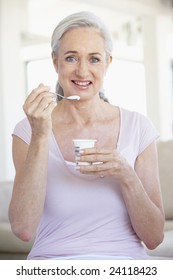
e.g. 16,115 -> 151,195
51,11 -> 113,102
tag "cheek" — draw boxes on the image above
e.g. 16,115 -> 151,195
57,64 -> 68,79
95,68 -> 107,80
58,66 -> 72,87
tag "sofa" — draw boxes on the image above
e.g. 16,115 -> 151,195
0,181 -> 34,260
0,140 -> 173,260
145,140 -> 173,259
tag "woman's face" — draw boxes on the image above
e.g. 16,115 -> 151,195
53,27 -> 111,100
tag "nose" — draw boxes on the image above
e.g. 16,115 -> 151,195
75,60 -> 89,78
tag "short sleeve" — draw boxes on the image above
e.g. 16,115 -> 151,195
12,118 -> 31,145
138,114 -> 159,155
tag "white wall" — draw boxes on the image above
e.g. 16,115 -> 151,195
0,0 -> 26,181
143,14 -> 173,139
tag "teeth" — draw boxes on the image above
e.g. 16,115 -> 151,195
74,81 -> 90,86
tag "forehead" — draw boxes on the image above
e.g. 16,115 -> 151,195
59,27 -> 105,53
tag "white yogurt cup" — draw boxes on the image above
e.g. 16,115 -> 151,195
72,139 -> 97,165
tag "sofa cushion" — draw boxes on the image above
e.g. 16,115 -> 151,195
0,182 -> 13,222
0,223 -> 33,253
157,140 -> 173,219
165,220 -> 173,231
146,230 -> 173,258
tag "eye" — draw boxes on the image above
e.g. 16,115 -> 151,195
90,57 -> 100,64
65,56 -> 77,63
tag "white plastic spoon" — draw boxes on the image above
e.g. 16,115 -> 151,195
55,92 -> 80,101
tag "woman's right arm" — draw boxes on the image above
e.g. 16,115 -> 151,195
9,84 -> 57,241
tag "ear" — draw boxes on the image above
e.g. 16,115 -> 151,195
109,55 -> 112,64
105,55 -> 112,73
107,55 -> 112,66
52,51 -> 59,73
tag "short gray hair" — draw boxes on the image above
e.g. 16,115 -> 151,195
51,11 -> 113,102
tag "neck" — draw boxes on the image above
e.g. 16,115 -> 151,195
55,96 -> 108,126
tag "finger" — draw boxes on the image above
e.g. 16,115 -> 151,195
82,171 -> 107,178
80,147 -> 113,155
42,99 -> 57,114
77,162 -> 110,173
24,92 -> 55,114
25,84 -> 51,103
31,97 -> 56,116
77,153 -> 111,163
77,148 -> 119,163
36,95 -> 56,112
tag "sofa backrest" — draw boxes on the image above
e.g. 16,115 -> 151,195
157,140 -> 173,220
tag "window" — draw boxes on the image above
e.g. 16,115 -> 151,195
104,58 -> 146,114
26,58 -> 57,93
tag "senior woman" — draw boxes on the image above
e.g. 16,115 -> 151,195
9,11 -> 164,260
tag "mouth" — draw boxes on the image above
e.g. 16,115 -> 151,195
72,80 -> 92,88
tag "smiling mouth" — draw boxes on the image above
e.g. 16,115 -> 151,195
72,80 -> 92,87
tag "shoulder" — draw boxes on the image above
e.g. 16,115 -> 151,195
15,117 -> 30,128
12,118 -> 31,145
119,107 -> 157,131
13,117 -> 31,135
120,107 -> 146,121
119,107 -> 159,155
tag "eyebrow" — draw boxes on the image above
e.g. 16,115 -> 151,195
64,51 -> 102,56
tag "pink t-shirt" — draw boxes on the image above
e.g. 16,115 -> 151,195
12,107 -> 159,259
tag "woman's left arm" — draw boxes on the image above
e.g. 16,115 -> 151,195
120,141 -> 165,249
76,141 -> 165,249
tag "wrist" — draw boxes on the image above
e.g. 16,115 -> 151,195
30,133 -> 50,146
120,167 -> 139,189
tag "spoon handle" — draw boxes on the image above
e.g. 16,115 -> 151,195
54,92 -> 80,101
55,92 -> 66,99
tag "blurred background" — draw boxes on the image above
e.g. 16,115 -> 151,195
0,0 -> 173,182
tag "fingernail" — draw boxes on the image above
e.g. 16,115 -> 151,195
79,150 -> 84,154
75,156 -> 80,161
